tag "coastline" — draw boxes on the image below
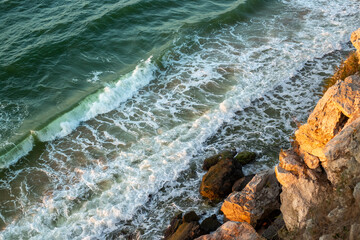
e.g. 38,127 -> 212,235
164,28 -> 360,240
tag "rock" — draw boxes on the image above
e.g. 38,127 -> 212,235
327,207 -> 346,223
274,29 -> 360,237
234,151 -> 256,165
232,174 -> 255,192
202,150 -> 236,171
195,221 -> 264,240
167,221 -> 202,240
164,213 -> 183,239
319,234 -> 335,240
277,168 -> 330,231
200,158 -> 244,201
303,152 -> 320,169
221,169 -> 280,227
324,116 -> 360,186
261,215 -> 285,240
199,215 -> 221,234
349,223 -> 360,240
353,182 -> 360,207
183,211 -> 200,223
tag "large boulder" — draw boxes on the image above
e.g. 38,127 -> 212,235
200,158 -> 244,201
221,169 -> 280,227
275,149 -> 332,231
195,221 -> 264,240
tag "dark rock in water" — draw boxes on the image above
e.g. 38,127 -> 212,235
202,150 -> 236,171
234,151 -> 256,165
167,221 -> 202,240
200,214 -> 221,234
232,174 -> 255,192
183,211 -> 200,223
200,158 -> 244,201
164,213 -> 183,239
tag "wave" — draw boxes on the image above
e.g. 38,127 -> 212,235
0,57 -> 156,168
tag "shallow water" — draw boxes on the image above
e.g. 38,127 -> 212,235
0,0 -> 360,239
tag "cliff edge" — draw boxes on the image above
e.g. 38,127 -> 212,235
276,28 -> 360,239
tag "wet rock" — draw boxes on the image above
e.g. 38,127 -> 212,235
234,151 -> 256,165
164,213 -> 183,239
199,215 -> 221,234
202,150 -> 236,171
232,174 -> 255,192
221,169 -> 281,227
164,212 -> 203,240
183,211 -> 200,223
200,158 -> 244,201
167,221 -> 202,240
195,221 -> 264,240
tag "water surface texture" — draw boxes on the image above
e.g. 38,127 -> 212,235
0,0 -> 360,239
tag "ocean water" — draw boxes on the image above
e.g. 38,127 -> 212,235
0,0 -> 359,239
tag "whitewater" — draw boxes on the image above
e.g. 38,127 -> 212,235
0,0 -> 360,239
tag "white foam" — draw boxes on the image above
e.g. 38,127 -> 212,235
1,0 -> 360,239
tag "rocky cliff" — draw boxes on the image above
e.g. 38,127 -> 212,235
275,28 -> 360,239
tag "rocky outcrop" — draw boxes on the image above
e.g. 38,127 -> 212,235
221,169 -> 281,227
195,221 -> 264,240
275,27 -> 360,239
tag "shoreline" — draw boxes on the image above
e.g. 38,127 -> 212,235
163,28 -> 360,240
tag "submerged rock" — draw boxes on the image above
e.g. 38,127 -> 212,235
221,169 -> 281,227
200,158 -> 244,201
195,221 -> 264,240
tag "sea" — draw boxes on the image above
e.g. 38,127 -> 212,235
0,0 -> 359,239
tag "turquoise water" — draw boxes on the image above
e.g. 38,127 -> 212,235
0,0 -> 359,239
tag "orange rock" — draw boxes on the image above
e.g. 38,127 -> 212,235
221,170 -> 280,226
200,158 -> 244,201
195,221 -> 264,240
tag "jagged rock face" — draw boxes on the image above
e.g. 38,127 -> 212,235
275,150 -> 331,231
275,29 -> 360,236
221,169 -> 280,227
195,221 -> 264,240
